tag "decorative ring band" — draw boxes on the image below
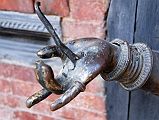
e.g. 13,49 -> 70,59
101,39 -> 130,81
120,43 -> 153,90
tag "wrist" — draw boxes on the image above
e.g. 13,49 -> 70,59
100,39 -> 153,91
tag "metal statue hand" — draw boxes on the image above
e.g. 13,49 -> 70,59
26,1 -> 118,111
26,38 -> 116,111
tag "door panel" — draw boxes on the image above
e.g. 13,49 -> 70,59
129,0 -> 159,120
106,0 -> 137,120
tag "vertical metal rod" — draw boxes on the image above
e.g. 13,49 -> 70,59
34,2 -> 80,65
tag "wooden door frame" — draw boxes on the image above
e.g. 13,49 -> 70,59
107,0 -> 159,120
106,0 -> 138,119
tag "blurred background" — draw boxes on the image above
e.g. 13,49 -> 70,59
0,0 -> 109,119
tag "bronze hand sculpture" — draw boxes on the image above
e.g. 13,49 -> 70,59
26,2 -> 120,111
26,1 -> 159,111
28,38 -> 118,111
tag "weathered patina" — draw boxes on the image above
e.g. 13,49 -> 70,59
26,1 -> 159,111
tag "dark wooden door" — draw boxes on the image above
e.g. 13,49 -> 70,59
106,0 -> 159,120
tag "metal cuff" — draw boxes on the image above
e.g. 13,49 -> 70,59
120,43 -> 153,90
101,39 -> 130,81
101,39 -> 153,91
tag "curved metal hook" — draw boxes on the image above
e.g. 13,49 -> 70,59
34,1 -> 80,65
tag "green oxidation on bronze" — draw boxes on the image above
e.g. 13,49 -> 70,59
27,1 -> 159,112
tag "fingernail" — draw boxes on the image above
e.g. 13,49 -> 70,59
37,50 -> 43,56
26,98 -> 33,108
50,100 -> 63,111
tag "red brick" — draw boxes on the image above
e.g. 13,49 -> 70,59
70,93 -> 106,113
0,0 -> 34,13
0,107 -> 13,120
39,115 -> 55,120
13,111 -> 38,120
46,0 -> 69,16
34,0 -> 47,13
35,0 -> 69,16
56,107 -> 106,120
0,94 -> 21,108
54,106 -> 76,119
0,63 -> 36,83
86,78 -> 105,94
62,18 -> 105,41
0,79 -> 11,93
46,94 -> 60,102
32,101 -> 51,115
69,0 -> 108,21
0,1 -> 108,120
11,80 -> 41,97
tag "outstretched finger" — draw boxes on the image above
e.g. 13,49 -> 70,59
37,45 -> 64,59
50,81 -> 85,111
35,1 -> 80,65
26,89 -> 52,108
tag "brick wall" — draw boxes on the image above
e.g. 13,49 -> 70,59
0,0 -> 109,120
